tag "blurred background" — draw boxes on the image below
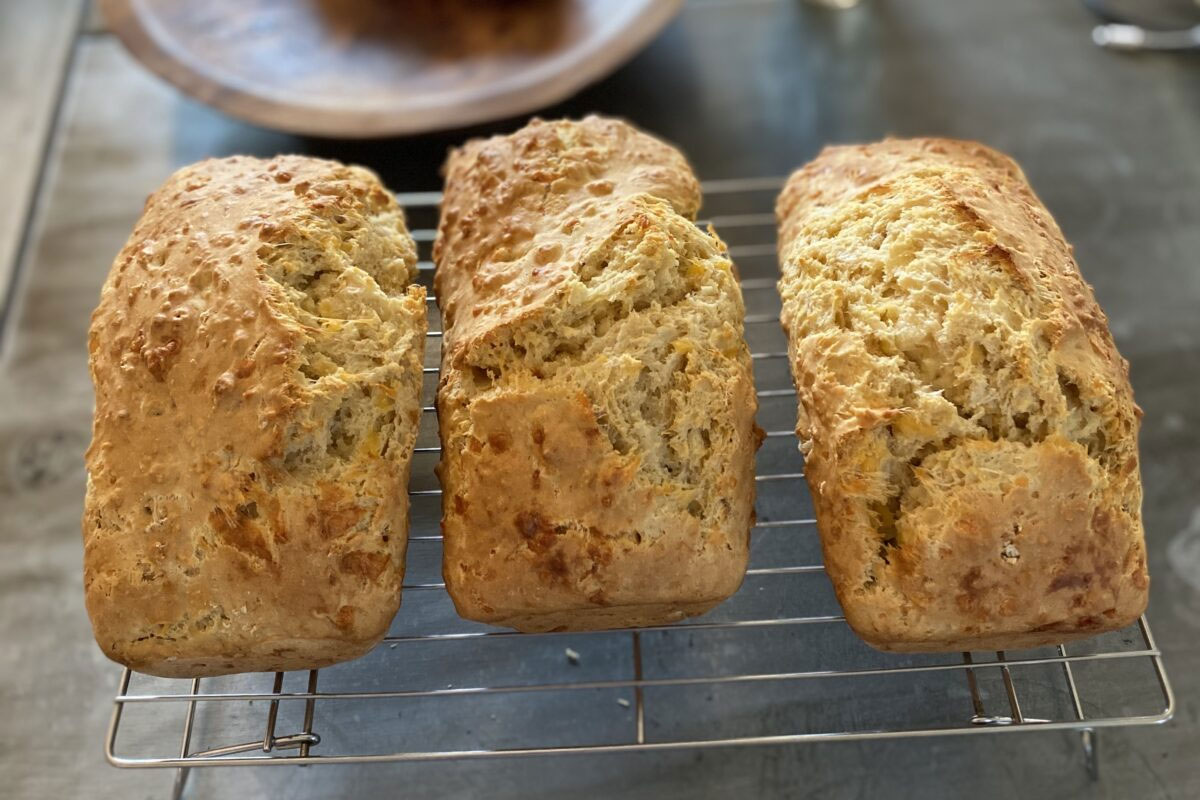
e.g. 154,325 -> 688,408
0,0 -> 1197,798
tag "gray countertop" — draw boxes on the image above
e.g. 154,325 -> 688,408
1,1 -> 1197,798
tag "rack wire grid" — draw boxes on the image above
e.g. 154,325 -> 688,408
105,177 -> 1174,789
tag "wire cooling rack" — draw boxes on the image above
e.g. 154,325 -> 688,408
104,178 -> 1174,793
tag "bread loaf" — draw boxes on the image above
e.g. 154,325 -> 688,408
434,117 -> 759,632
776,139 -> 1148,651
84,155 -> 427,676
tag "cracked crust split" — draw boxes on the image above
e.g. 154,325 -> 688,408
83,156 -> 427,677
776,138 -> 1148,652
434,117 -> 760,632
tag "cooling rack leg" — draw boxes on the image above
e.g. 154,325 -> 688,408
171,677 -> 200,800
105,669 -> 132,767
300,670 -> 319,758
170,767 -> 190,800
1057,642 -> 1099,779
263,672 -> 285,751
631,632 -> 645,744
1081,728 -> 1099,781
961,652 -> 988,723
995,651 -> 1025,724
1058,644 -> 1086,721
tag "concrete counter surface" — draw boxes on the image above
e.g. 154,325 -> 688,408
0,1 -> 1196,797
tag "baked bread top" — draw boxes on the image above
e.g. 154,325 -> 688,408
84,155 -> 426,676
434,115 -> 701,363
777,139 -> 1147,649
434,117 -> 758,630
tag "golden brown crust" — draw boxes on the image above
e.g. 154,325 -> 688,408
434,115 -> 701,359
434,117 -> 757,632
776,138 -> 1148,652
84,155 -> 427,676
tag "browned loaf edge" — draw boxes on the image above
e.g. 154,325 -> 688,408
84,155 -> 427,677
776,138 -> 1148,652
433,116 -> 759,632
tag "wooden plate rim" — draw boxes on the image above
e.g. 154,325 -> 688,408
99,0 -> 683,138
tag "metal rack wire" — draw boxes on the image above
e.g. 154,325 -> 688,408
103,178 -> 1174,793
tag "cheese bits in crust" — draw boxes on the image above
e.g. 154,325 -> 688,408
434,117 -> 759,632
776,139 -> 1148,651
84,156 -> 427,677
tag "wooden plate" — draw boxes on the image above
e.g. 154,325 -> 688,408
100,0 -> 682,138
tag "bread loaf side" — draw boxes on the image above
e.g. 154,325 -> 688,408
435,117 -> 758,631
777,139 -> 1148,651
84,155 -> 427,676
